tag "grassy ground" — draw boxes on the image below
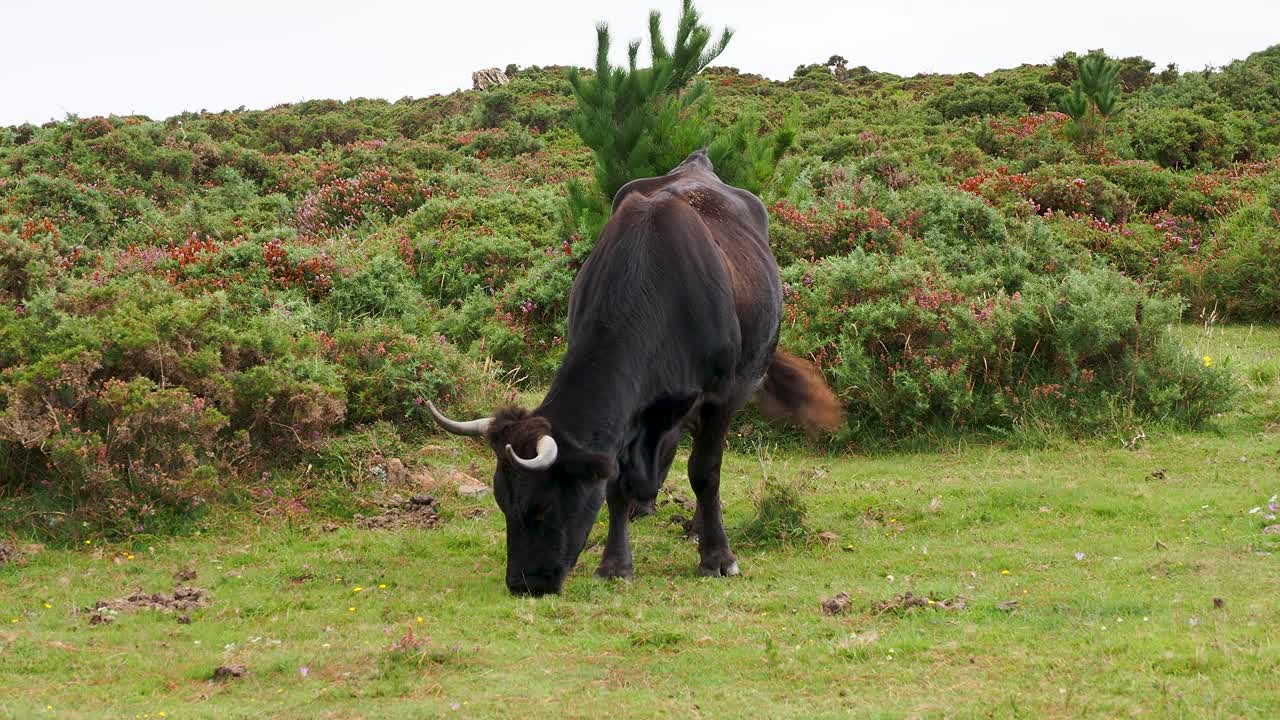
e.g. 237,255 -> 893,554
2,324 -> 1278,719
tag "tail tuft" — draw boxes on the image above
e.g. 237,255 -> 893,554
755,351 -> 842,435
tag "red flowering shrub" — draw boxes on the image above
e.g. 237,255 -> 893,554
295,168 -> 428,238
263,238 -> 336,299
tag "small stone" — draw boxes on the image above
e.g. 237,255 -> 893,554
816,531 -> 840,545
321,523 -> 339,533
410,493 -> 436,507
174,568 -> 197,583
1263,525 -> 1280,535
1212,597 -> 1225,609
177,614 -> 192,624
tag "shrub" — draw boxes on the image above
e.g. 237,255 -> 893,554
1029,174 -> 1136,223
329,254 -> 419,320
779,246 -> 1232,443
1129,108 -> 1219,169
1175,197 -> 1280,320
295,167 -> 428,238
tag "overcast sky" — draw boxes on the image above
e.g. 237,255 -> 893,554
3,0 -> 1276,126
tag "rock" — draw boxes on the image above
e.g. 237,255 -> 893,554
386,458 -> 408,486
454,472 -> 489,496
1262,524 -> 1280,535
471,67 -> 509,90
816,531 -> 840,545
320,523 -> 339,533
174,567 -> 197,583
1213,597 -> 1225,609
0,541 -> 18,565
410,493 -> 436,507
177,614 -> 192,624
410,470 -> 437,489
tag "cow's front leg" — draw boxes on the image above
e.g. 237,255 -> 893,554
595,479 -> 633,580
688,403 -> 739,577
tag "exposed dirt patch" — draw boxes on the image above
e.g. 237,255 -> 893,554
822,592 -> 853,615
355,493 -> 442,530
815,531 -> 840,546
213,664 -> 248,681
88,587 -> 211,625
872,592 -> 966,615
658,487 -> 695,511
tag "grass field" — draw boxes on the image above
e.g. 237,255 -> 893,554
2,323 -> 1278,719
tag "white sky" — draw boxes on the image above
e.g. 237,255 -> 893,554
3,0 -> 1277,126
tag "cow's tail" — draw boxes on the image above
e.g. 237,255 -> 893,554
754,350 -> 842,435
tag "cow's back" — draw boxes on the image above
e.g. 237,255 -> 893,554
569,152 -> 781,398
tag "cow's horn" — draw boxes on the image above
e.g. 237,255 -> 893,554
506,435 -> 558,471
427,401 -> 493,436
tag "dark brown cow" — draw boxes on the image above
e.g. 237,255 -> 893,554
431,150 -> 839,595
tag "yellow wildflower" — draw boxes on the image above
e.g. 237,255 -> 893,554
352,586 -> 363,593
1203,356 -> 1212,367
378,584 -> 386,589
1000,569 -> 1010,575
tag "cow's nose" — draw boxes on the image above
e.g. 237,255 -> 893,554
507,572 -> 562,597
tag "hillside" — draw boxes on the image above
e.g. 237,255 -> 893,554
2,44 -> 1279,537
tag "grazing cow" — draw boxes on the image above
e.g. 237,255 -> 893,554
430,150 -> 840,595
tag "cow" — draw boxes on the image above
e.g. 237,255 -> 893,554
429,149 -> 840,596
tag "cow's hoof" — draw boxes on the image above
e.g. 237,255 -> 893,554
698,552 -> 740,578
594,562 -> 633,581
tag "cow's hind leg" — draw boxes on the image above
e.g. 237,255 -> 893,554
595,479 -> 633,580
688,402 -> 739,577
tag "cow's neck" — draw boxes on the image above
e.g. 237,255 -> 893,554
536,353 -> 642,457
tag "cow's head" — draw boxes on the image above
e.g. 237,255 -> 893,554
428,403 -> 615,596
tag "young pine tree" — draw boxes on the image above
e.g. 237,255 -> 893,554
565,0 -> 793,241
1060,53 -> 1124,156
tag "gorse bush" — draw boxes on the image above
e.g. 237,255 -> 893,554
775,192 -> 1235,442
2,7 -> 1276,538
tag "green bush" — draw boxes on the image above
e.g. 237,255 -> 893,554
778,240 -> 1231,442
